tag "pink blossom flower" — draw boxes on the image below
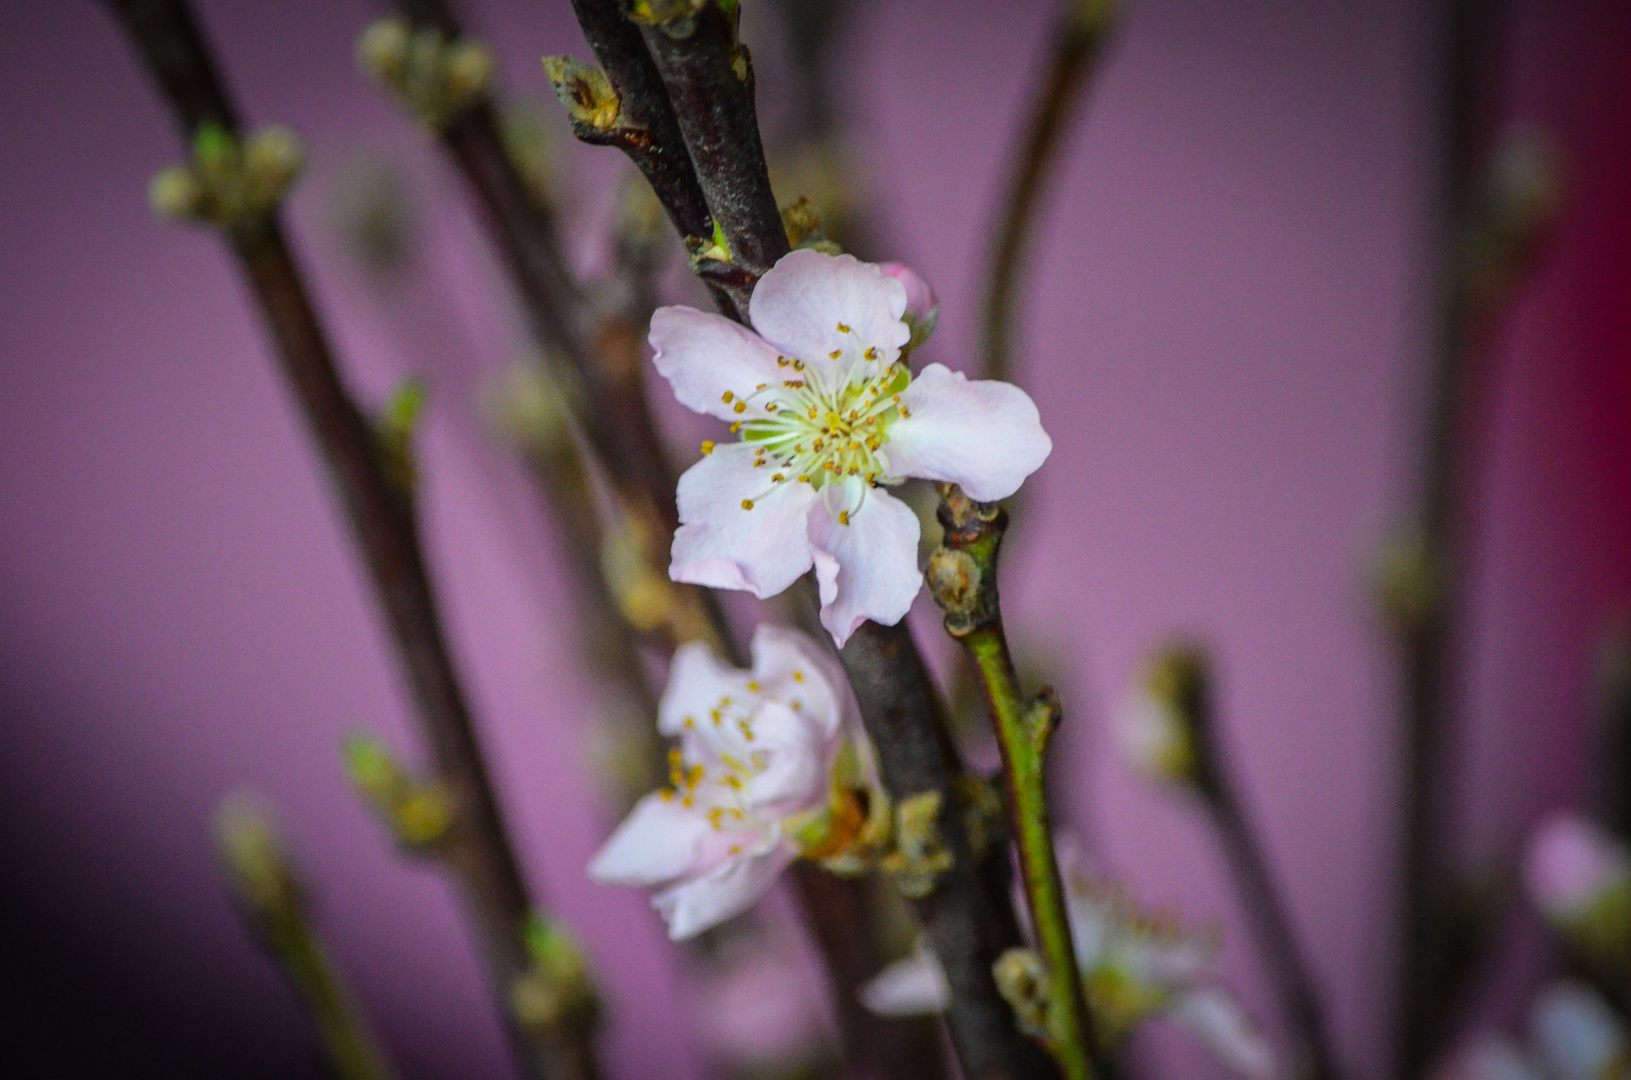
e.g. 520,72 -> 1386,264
650,249 -> 1052,646
588,625 -> 844,940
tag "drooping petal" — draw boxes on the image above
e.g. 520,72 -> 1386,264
588,792 -> 712,887
1169,989 -> 1280,1080
650,305 -> 786,422
658,641 -> 753,737
808,481 -> 922,647
672,443 -> 818,598
860,938 -> 951,1017
885,363 -> 1052,502
652,835 -> 795,940
879,262 -> 939,348
748,624 -> 842,738
749,251 -> 909,382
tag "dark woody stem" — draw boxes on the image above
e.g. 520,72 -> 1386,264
979,0 -> 1115,385
102,4 -> 600,1078
928,489 -> 1098,1080
839,620 -> 1063,1080
1174,648 -> 1341,1080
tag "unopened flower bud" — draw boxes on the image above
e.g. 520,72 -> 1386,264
993,947 -> 1053,1042
880,261 -> 939,350
1116,645 -> 1205,785
543,56 -> 620,134
214,793 -> 300,919
357,17 -> 412,84
443,41 -> 492,101
241,125 -> 304,206
148,165 -> 204,220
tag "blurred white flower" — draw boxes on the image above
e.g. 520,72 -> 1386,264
589,625 -> 844,940
1531,982 -> 1631,1080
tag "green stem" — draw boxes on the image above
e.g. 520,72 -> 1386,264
929,489 -> 1096,1080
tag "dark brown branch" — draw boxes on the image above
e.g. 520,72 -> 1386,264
1176,648 -> 1341,1080
565,0 -> 715,246
979,2 -> 1114,384
102,4 -> 599,1078
840,621 -> 1062,1080
632,1 -> 788,307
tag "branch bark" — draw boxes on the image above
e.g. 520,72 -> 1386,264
103,4 -> 600,1078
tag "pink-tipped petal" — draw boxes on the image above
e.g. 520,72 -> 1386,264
885,363 -> 1052,502
879,262 -> 939,344
653,837 -> 795,940
749,251 -> 909,380
672,444 -> 818,598
808,482 -> 922,647
658,642 -> 752,736
588,792 -> 712,887
651,306 -> 785,422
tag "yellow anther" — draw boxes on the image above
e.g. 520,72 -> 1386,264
793,359 -> 804,370
865,346 -> 878,360
729,844 -> 742,854
701,440 -> 715,455
755,383 -> 767,391
799,475 -> 811,483
731,808 -> 744,820
828,350 -> 842,359
745,681 -> 760,692
742,498 -> 754,509
711,709 -> 722,724
681,796 -> 693,807
790,699 -> 802,710
767,403 -> 778,412
707,807 -> 725,830
772,473 -> 785,482
901,406 -> 911,417
839,510 -> 850,526
792,671 -> 805,682
777,357 -> 789,367
659,788 -> 675,802
730,422 -> 742,433
738,721 -> 755,742
723,774 -> 742,789
733,401 -> 746,414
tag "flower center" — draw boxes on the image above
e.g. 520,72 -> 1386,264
662,686 -> 802,840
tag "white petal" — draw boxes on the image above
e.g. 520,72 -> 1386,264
749,624 -> 843,739
672,443 -> 818,598
735,700 -> 833,816
588,792 -> 712,887
658,641 -> 753,737
650,306 -> 786,422
879,262 -> 939,348
1530,981 -> 1628,1080
860,939 -> 951,1017
1169,989 -> 1280,1080
885,363 -> 1052,502
749,251 -> 909,381
653,835 -> 795,940
808,482 -> 922,648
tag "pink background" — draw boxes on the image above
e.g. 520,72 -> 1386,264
2,1 -> 1628,1077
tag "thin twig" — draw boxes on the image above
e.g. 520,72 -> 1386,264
1167,647 -> 1341,1080
928,489 -> 1098,1080
215,798 -> 400,1080
102,4 -> 599,1078
979,0 -> 1115,385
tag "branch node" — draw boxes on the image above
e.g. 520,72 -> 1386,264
1026,687 -> 1063,756
993,947 -> 1054,1044
344,732 -> 457,852
149,123 -> 303,230
373,377 -> 426,501
880,790 -> 955,899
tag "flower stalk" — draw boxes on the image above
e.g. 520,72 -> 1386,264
928,487 -> 1097,1080
102,4 -> 601,1077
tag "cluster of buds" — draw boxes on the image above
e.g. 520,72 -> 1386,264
358,18 -> 492,130
148,123 -> 303,230
510,915 -> 599,1036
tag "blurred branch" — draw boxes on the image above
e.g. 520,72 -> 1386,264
979,0 -> 1116,385
1590,624 -> 1631,837
1153,646 -> 1342,1080
1391,0 -> 1561,1072
928,488 -> 1100,1080
215,797 -> 399,1080
102,4 -> 601,1078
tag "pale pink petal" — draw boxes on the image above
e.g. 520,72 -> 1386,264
884,363 -> 1052,502
735,701 -> 832,815
1525,812 -> 1629,920
672,443 -> 818,597
653,836 -> 795,940
860,939 -> 950,1017
808,481 -> 922,647
749,251 -> 909,381
748,624 -> 843,739
1169,989 -> 1280,1080
650,305 -> 785,422
879,262 -> 939,346
588,792 -> 712,887
657,641 -> 752,737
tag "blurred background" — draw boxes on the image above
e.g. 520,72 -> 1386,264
2,1 -> 1629,1078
